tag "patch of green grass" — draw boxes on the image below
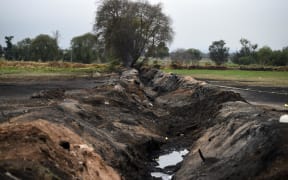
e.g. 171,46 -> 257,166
164,69 -> 288,86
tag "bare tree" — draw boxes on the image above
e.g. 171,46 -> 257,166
52,30 -> 61,45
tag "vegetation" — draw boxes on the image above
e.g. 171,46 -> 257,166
231,38 -> 288,66
170,48 -> 202,65
0,60 -> 107,76
16,38 -> 33,61
4,36 -> 14,60
209,40 -> 229,65
94,0 -> 173,67
231,38 -> 258,65
30,34 -> 59,61
146,42 -> 170,59
0,44 -> 3,57
71,33 -> 99,63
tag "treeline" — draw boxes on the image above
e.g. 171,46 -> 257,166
170,38 -> 288,67
0,32 -> 103,64
0,33 -> 171,64
1,34 -> 287,67
231,38 -> 288,66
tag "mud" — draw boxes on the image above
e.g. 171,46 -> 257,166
199,79 -> 288,109
0,68 -> 287,180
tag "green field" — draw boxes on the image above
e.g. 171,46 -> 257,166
164,69 -> 288,86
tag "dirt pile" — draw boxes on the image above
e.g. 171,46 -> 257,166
0,120 -> 120,180
0,68 -> 287,179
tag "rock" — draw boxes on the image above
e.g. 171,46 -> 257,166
92,72 -> 101,78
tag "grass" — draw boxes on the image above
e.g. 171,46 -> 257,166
0,60 -> 107,77
164,69 -> 288,86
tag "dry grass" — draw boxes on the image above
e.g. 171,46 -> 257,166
0,60 -> 106,69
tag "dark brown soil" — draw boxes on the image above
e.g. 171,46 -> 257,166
0,68 -> 287,180
197,79 -> 288,109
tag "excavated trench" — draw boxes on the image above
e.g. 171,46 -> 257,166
0,68 -> 288,180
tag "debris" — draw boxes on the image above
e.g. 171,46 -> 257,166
5,172 -> 20,180
198,149 -> 206,162
280,115 -> 288,123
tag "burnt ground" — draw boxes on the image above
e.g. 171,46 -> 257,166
0,76 -> 286,109
196,79 -> 288,109
0,76 -> 107,100
0,69 -> 288,180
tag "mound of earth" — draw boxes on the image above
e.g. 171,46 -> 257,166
0,120 -> 120,180
0,67 -> 287,180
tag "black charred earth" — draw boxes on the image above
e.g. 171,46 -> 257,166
0,68 -> 287,180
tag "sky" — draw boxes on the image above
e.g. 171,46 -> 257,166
0,0 -> 288,52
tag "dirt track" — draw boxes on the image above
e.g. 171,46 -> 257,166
0,69 -> 288,180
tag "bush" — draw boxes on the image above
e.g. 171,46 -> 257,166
152,60 -> 161,69
107,60 -> 121,72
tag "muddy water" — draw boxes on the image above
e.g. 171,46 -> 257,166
151,149 -> 189,179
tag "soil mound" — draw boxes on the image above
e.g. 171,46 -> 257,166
0,119 -> 120,180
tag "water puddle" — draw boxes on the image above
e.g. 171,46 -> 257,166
151,172 -> 172,180
151,149 -> 189,179
279,115 -> 288,123
156,149 -> 189,168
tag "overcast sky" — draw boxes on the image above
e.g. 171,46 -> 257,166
0,0 -> 288,52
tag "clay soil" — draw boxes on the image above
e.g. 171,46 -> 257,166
0,68 -> 288,180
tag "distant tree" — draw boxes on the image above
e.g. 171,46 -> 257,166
52,30 -> 61,45
4,36 -> 14,60
170,49 -> 187,64
186,48 -> 202,65
271,48 -> 288,66
232,38 -> 258,65
0,45 -> 3,58
61,49 -> 72,61
94,0 -> 173,67
16,38 -> 32,61
209,40 -> 229,65
30,34 -> 58,61
257,46 -> 273,65
280,47 -> 288,66
170,48 -> 202,65
239,38 -> 258,56
71,33 -> 98,63
146,42 -> 169,59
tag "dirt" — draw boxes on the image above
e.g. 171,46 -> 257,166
198,79 -> 288,109
0,68 -> 288,180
